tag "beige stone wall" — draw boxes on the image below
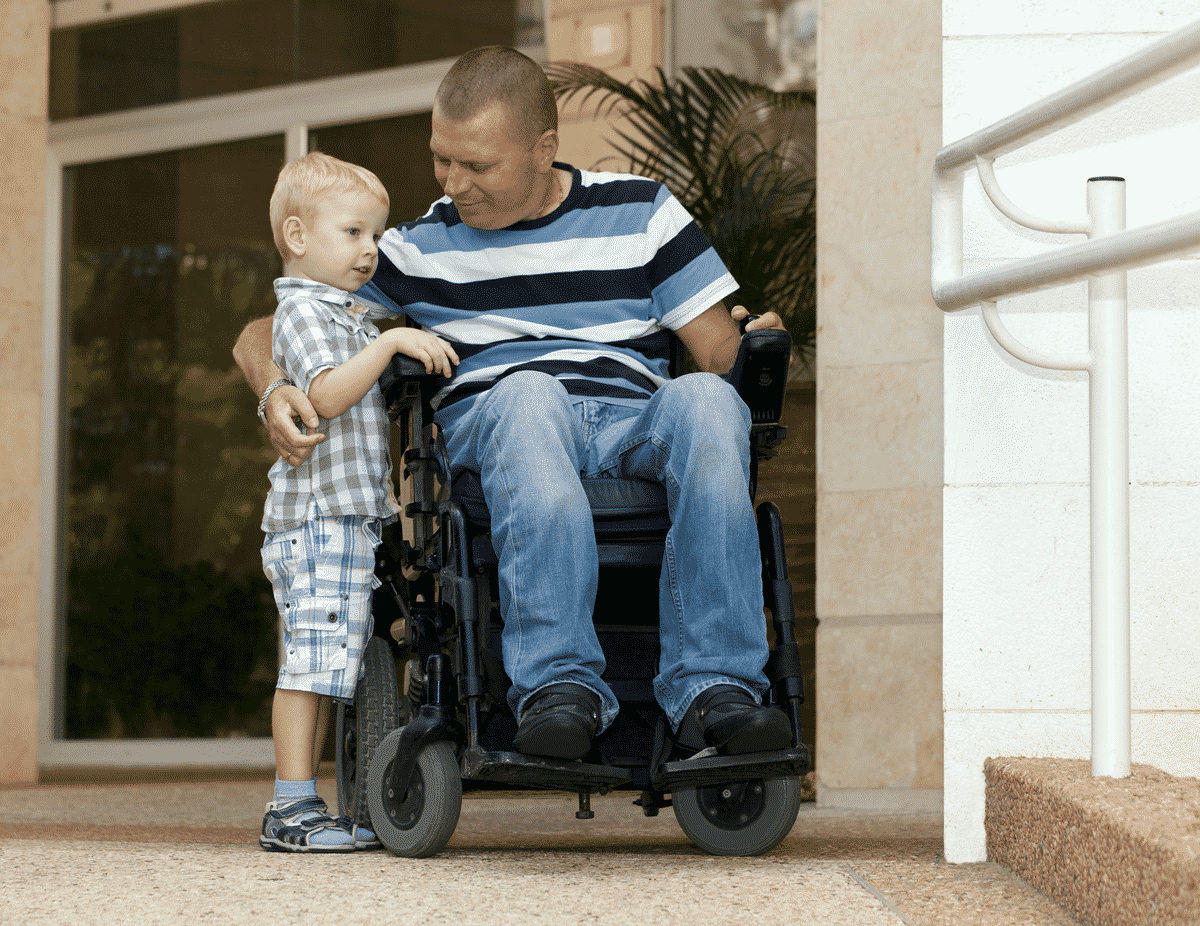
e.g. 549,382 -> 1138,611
815,0 -> 944,807
546,0 -> 664,171
0,0 -> 50,783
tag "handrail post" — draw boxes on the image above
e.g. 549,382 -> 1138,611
1087,177 -> 1132,777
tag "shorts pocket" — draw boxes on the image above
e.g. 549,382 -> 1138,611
362,517 -> 383,548
262,531 -> 300,583
263,531 -> 302,616
282,596 -> 350,676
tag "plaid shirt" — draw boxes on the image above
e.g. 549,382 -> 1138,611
261,278 -> 400,532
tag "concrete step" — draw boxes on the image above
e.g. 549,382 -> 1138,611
986,757 -> 1200,926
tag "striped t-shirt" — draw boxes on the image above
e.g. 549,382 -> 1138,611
362,163 -> 738,436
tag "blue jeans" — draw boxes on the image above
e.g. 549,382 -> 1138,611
443,370 -> 770,732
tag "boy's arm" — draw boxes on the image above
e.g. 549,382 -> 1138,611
308,327 -> 459,419
232,316 -> 324,466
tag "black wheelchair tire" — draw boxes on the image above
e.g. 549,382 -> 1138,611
672,775 -> 801,856
336,635 -> 403,826
366,733 -> 462,858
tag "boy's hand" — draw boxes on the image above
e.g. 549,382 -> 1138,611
265,384 -> 324,467
389,328 -> 460,378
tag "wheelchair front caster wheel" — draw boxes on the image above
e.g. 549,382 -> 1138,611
367,732 -> 461,858
336,636 -> 404,826
673,775 -> 801,856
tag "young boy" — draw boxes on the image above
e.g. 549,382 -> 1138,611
258,152 -> 458,852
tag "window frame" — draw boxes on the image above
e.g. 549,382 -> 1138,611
40,45 -> 545,770
52,0 -> 227,31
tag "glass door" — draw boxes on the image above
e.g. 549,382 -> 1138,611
62,134 -> 285,741
44,0 -> 545,768
309,113 -> 445,226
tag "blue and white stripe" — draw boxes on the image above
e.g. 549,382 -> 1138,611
363,164 -> 738,435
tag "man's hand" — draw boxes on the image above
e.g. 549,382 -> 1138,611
678,302 -> 790,375
233,316 -> 325,466
265,384 -> 324,467
730,305 -> 787,333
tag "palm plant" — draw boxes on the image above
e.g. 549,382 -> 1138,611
546,63 -> 817,375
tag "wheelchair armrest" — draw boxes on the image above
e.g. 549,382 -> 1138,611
724,328 -> 791,424
381,354 -> 446,421
388,355 -> 437,380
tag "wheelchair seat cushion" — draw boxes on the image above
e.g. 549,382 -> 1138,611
451,471 -> 670,532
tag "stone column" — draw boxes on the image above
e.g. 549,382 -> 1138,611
0,0 -> 51,783
814,0 -> 944,810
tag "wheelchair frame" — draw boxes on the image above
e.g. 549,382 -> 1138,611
335,328 -> 810,857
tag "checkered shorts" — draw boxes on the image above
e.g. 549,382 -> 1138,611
262,509 -> 383,703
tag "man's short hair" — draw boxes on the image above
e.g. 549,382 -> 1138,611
435,46 -> 558,147
269,151 -> 389,261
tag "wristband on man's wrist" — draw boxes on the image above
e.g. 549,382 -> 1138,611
257,378 -> 293,423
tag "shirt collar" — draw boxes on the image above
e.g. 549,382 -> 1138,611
274,277 -> 387,324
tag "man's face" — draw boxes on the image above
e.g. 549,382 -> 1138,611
430,101 -> 553,230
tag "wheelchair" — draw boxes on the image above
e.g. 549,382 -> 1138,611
334,327 -> 809,858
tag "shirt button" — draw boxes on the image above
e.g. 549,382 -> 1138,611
343,593 -> 350,600
341,643 -> 347,649
328,613 -> 338,622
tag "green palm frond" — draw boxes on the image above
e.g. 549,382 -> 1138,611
547,62 -> 817,371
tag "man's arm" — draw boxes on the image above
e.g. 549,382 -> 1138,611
232,316 -> 324,467
232,316 -> 274,397
675,302 -> 787,375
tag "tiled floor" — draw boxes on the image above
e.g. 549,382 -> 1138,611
0,779 -> 1083,925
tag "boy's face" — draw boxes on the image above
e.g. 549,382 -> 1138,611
288,187 -> 389,293
430,100 -> 555,230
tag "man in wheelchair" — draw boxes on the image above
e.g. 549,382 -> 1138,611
236,45 -> 805,855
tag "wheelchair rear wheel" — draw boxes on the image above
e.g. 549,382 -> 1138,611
673,775 -> 801,856
336,636 -> 404,827
367,734 -> 462,858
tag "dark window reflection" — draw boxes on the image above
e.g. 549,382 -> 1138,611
61,110 -> 451,740
63,136 -> 285,739
50,0 -> 544,121
310,112 -> 446,225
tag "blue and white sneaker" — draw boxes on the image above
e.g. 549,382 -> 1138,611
347,820 -> 382,851
259,796 -> 356,853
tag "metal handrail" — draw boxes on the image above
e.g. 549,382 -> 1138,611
934,19 -> 1200,311
932,18 -> 1200,778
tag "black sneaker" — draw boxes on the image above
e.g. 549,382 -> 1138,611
513,683 -> 601,760
677,685 -> 792,756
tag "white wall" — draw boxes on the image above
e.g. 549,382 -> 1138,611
942,2 -> 1200,863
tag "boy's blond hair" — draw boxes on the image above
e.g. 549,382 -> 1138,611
270,151 -> 389,262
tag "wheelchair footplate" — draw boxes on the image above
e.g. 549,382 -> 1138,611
653,745 -> 810,792
461,745 -> 633,792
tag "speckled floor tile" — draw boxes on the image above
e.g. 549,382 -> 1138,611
0,779 -> 1084,925
848,859 -> 1085,926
